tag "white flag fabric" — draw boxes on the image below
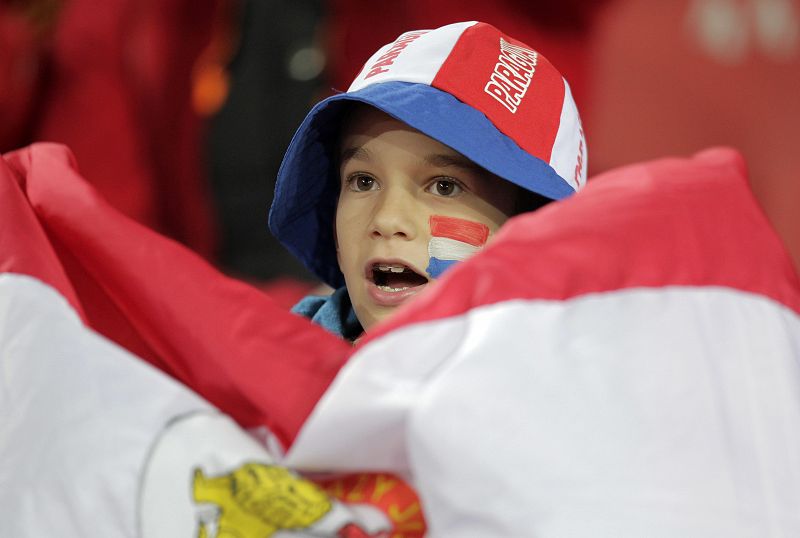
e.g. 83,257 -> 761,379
0,274 -> 405,538
1,272 -> 211,536
2,143 -> 800,536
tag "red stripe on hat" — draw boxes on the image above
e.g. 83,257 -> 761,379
430,215 -> 489,247
431,22 -> 565,164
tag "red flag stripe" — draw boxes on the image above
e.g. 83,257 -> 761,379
429,215 -> 490,247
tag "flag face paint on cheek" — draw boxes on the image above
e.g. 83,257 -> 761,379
426,215 -> 490,279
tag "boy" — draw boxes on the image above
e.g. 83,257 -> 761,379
269,20 -> 587,340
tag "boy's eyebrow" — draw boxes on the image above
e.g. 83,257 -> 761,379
424,153 -> 483,172
340,146 -> 371,163
339,147 -> 483,173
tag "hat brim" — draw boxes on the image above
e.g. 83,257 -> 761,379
269,81 -> 575,288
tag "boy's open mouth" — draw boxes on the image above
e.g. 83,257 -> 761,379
371,263 -> 429,292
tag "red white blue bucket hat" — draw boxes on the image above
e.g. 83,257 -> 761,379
269,21 -> 587,288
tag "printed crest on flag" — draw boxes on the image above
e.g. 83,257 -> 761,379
140,412 -> 398,538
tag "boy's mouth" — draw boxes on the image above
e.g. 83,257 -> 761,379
370,262 -> 429,292
364,260 -> 430,307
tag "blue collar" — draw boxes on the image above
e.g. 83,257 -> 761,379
291,286 -> 363,341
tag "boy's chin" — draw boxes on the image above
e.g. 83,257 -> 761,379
356,305 -> 394,334
357,281 -> 432,332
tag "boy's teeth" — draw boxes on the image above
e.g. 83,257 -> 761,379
377,284 -> 409,292
376,263 -> 406,273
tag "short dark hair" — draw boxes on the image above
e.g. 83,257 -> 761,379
513,187 -> 552,216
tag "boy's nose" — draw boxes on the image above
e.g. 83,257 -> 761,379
369,187 -> 418,241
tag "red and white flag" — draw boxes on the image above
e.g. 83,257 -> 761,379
287,148 -> 800,535
0,144 -> 411,537
2,144 -> 800,536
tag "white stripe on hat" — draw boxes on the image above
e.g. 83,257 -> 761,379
549,80 -> 587,191
349,21 -> 477,92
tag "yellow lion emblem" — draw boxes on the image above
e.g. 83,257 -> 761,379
193,462 -> 333,538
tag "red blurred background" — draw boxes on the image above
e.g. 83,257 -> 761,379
2,0 -> 797,296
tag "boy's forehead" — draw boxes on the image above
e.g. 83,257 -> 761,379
338,105 -> 408,144
338,105 -> 474,167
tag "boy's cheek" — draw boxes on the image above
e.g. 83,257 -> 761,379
425,215 -> 490,279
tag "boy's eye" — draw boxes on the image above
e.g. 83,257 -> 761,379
347,174 -> 378,192
427,178 -> 463,197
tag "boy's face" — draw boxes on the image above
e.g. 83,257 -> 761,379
336,106 -> 519,332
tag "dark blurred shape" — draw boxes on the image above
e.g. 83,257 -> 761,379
0,1 -> 59,152
207,0 -> 324,282
1,0 -> 218,259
